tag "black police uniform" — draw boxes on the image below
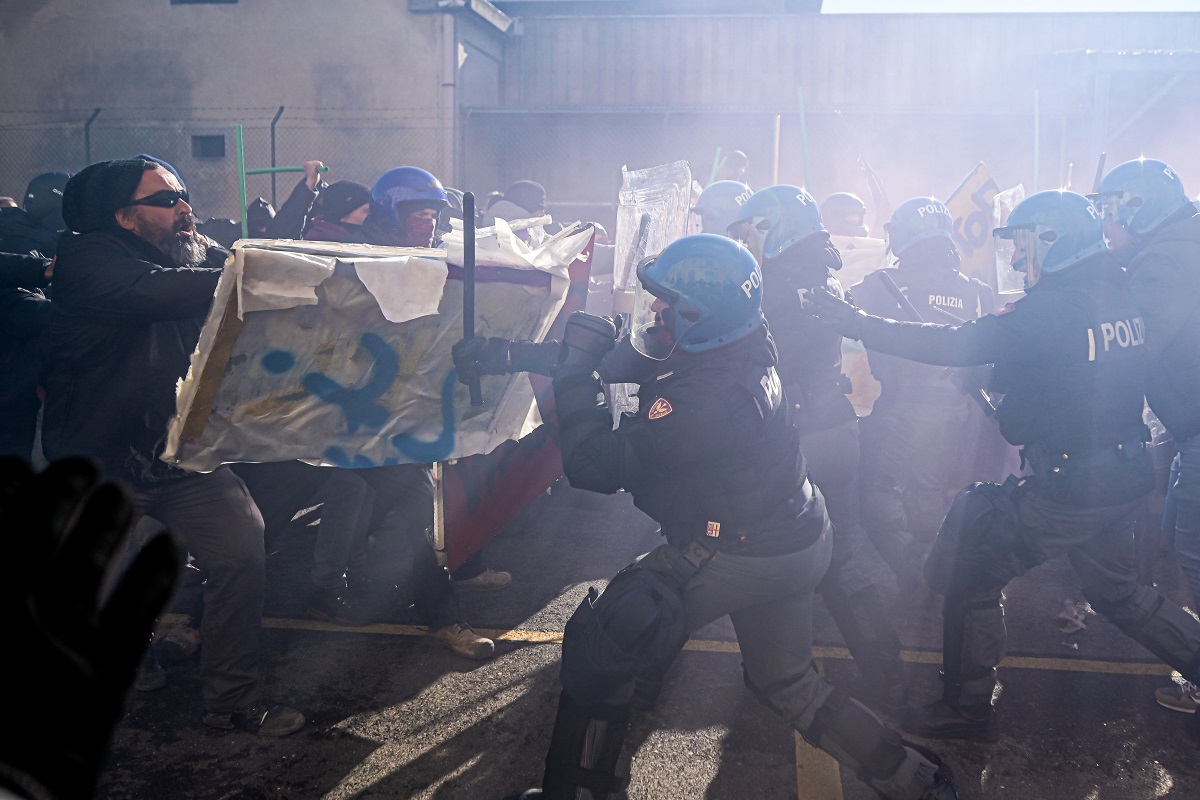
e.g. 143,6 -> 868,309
851,254 -> 994,588
840,252 -> 1200,737
762,253 -> 906,712
540,324 -> 950,800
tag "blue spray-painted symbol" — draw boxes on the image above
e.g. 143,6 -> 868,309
302,332 -> 397,433
390,370 -> 460,462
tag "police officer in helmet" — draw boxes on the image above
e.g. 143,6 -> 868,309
690,180 -> 752,238
455,234 -> 958,800
733,184 -> 908,714
821,191 -> 871,237
850,197 -> 994,595
808,190 -> 1200,743
1093,158 -> 1200,715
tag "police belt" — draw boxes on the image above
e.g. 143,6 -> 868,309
665,478 -> 819,564
1021,435 -> 1148,476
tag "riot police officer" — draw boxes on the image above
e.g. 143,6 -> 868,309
455,234 -> 957,800
735,184 -> 907,713
808,190 -> 1200,743
1094,158 -> 1200,714
689,179 -> 752,237
851,197 -> 994,593
821,191 -> 871,237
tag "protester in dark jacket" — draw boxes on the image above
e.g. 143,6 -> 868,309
0,171 -> 69,257
0,252 -> 52,459
301,180 -> 370,243
43,159 -> 305,737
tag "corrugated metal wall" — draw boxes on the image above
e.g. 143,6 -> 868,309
460,11 -> 1200,226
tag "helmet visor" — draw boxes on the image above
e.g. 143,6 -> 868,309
632,254 -> 695,361
1090,191 -> 1134,249
728,217 -> 768,264
993,226 -> 1041,289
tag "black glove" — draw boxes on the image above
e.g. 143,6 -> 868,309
0,458 -> 183,800
804,288 -> 867,340
452,336 -> 512,385
557,311 -> 618,371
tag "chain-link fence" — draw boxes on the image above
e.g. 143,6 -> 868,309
2,104 -> 1090,236
0,107 -> 447,221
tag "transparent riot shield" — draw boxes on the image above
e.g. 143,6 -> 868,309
607,160 -> 693,420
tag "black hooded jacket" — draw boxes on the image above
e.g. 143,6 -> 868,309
0,207 -> 60,258
42,228 -> 225,483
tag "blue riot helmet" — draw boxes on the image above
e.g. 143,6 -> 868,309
632,233 -> 765,358
1093,158 -> 1191,239
691,180 -> 753,238
370,166 -> 449,227
993,190 -> 1106,290
732,184 -> 825,263
885,196 -> 954,259
820,192 -> 869,237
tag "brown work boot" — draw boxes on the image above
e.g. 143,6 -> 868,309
431,622 -> 496,660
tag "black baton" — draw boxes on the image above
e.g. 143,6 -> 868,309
463,192 -> 483,407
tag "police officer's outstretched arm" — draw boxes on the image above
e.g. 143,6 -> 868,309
806,287 -> 1006,368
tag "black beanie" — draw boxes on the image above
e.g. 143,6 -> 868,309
23,171 -> 71,230
315,181 -> 370,222
61,159 -> 152,234
134,154 -> 186,193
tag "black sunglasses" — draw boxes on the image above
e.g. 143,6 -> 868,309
126,189 -> 189,209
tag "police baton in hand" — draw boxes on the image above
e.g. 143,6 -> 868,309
462,191 -> 483,408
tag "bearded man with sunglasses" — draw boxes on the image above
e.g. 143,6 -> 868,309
42,159 -> 306,737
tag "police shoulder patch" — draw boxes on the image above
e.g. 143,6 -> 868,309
647,397 -> 674,420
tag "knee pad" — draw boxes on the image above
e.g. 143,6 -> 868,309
802,686 -> 907,784
543,691 -> 630,800
560,566 -> 688,706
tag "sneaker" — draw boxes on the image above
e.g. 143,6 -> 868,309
306,586 -> 362,626
202,702 -> 306,737
431,622 -> 496,660
133,649 -> 167,692
453,568 -> 512,590
1155,680 -> 1200,713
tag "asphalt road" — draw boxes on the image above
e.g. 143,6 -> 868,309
97,479 -> 1200,799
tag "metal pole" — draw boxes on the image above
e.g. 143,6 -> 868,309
1033,89 -> 1040,193
463,191 -> 482,407
83,107 -> 101,164
236,124 -> 249,239
269,106 -> 284,207
772,113 -> 782,185
797,88 -> 812,191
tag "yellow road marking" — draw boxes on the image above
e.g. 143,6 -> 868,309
208,614 -> 1174,677
157,613 -> 1175,797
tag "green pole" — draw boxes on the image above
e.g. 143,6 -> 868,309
707,146 -> 724,187
797,87 -> 812,191
1033,89 -> 1040,194
236,124 -> 248,239
245,165 -> 330,176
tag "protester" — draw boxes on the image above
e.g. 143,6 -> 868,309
0,171 -> 70,257
42,158 -> 305,736
302,179 -> 371,242
0,252 -> 52,461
